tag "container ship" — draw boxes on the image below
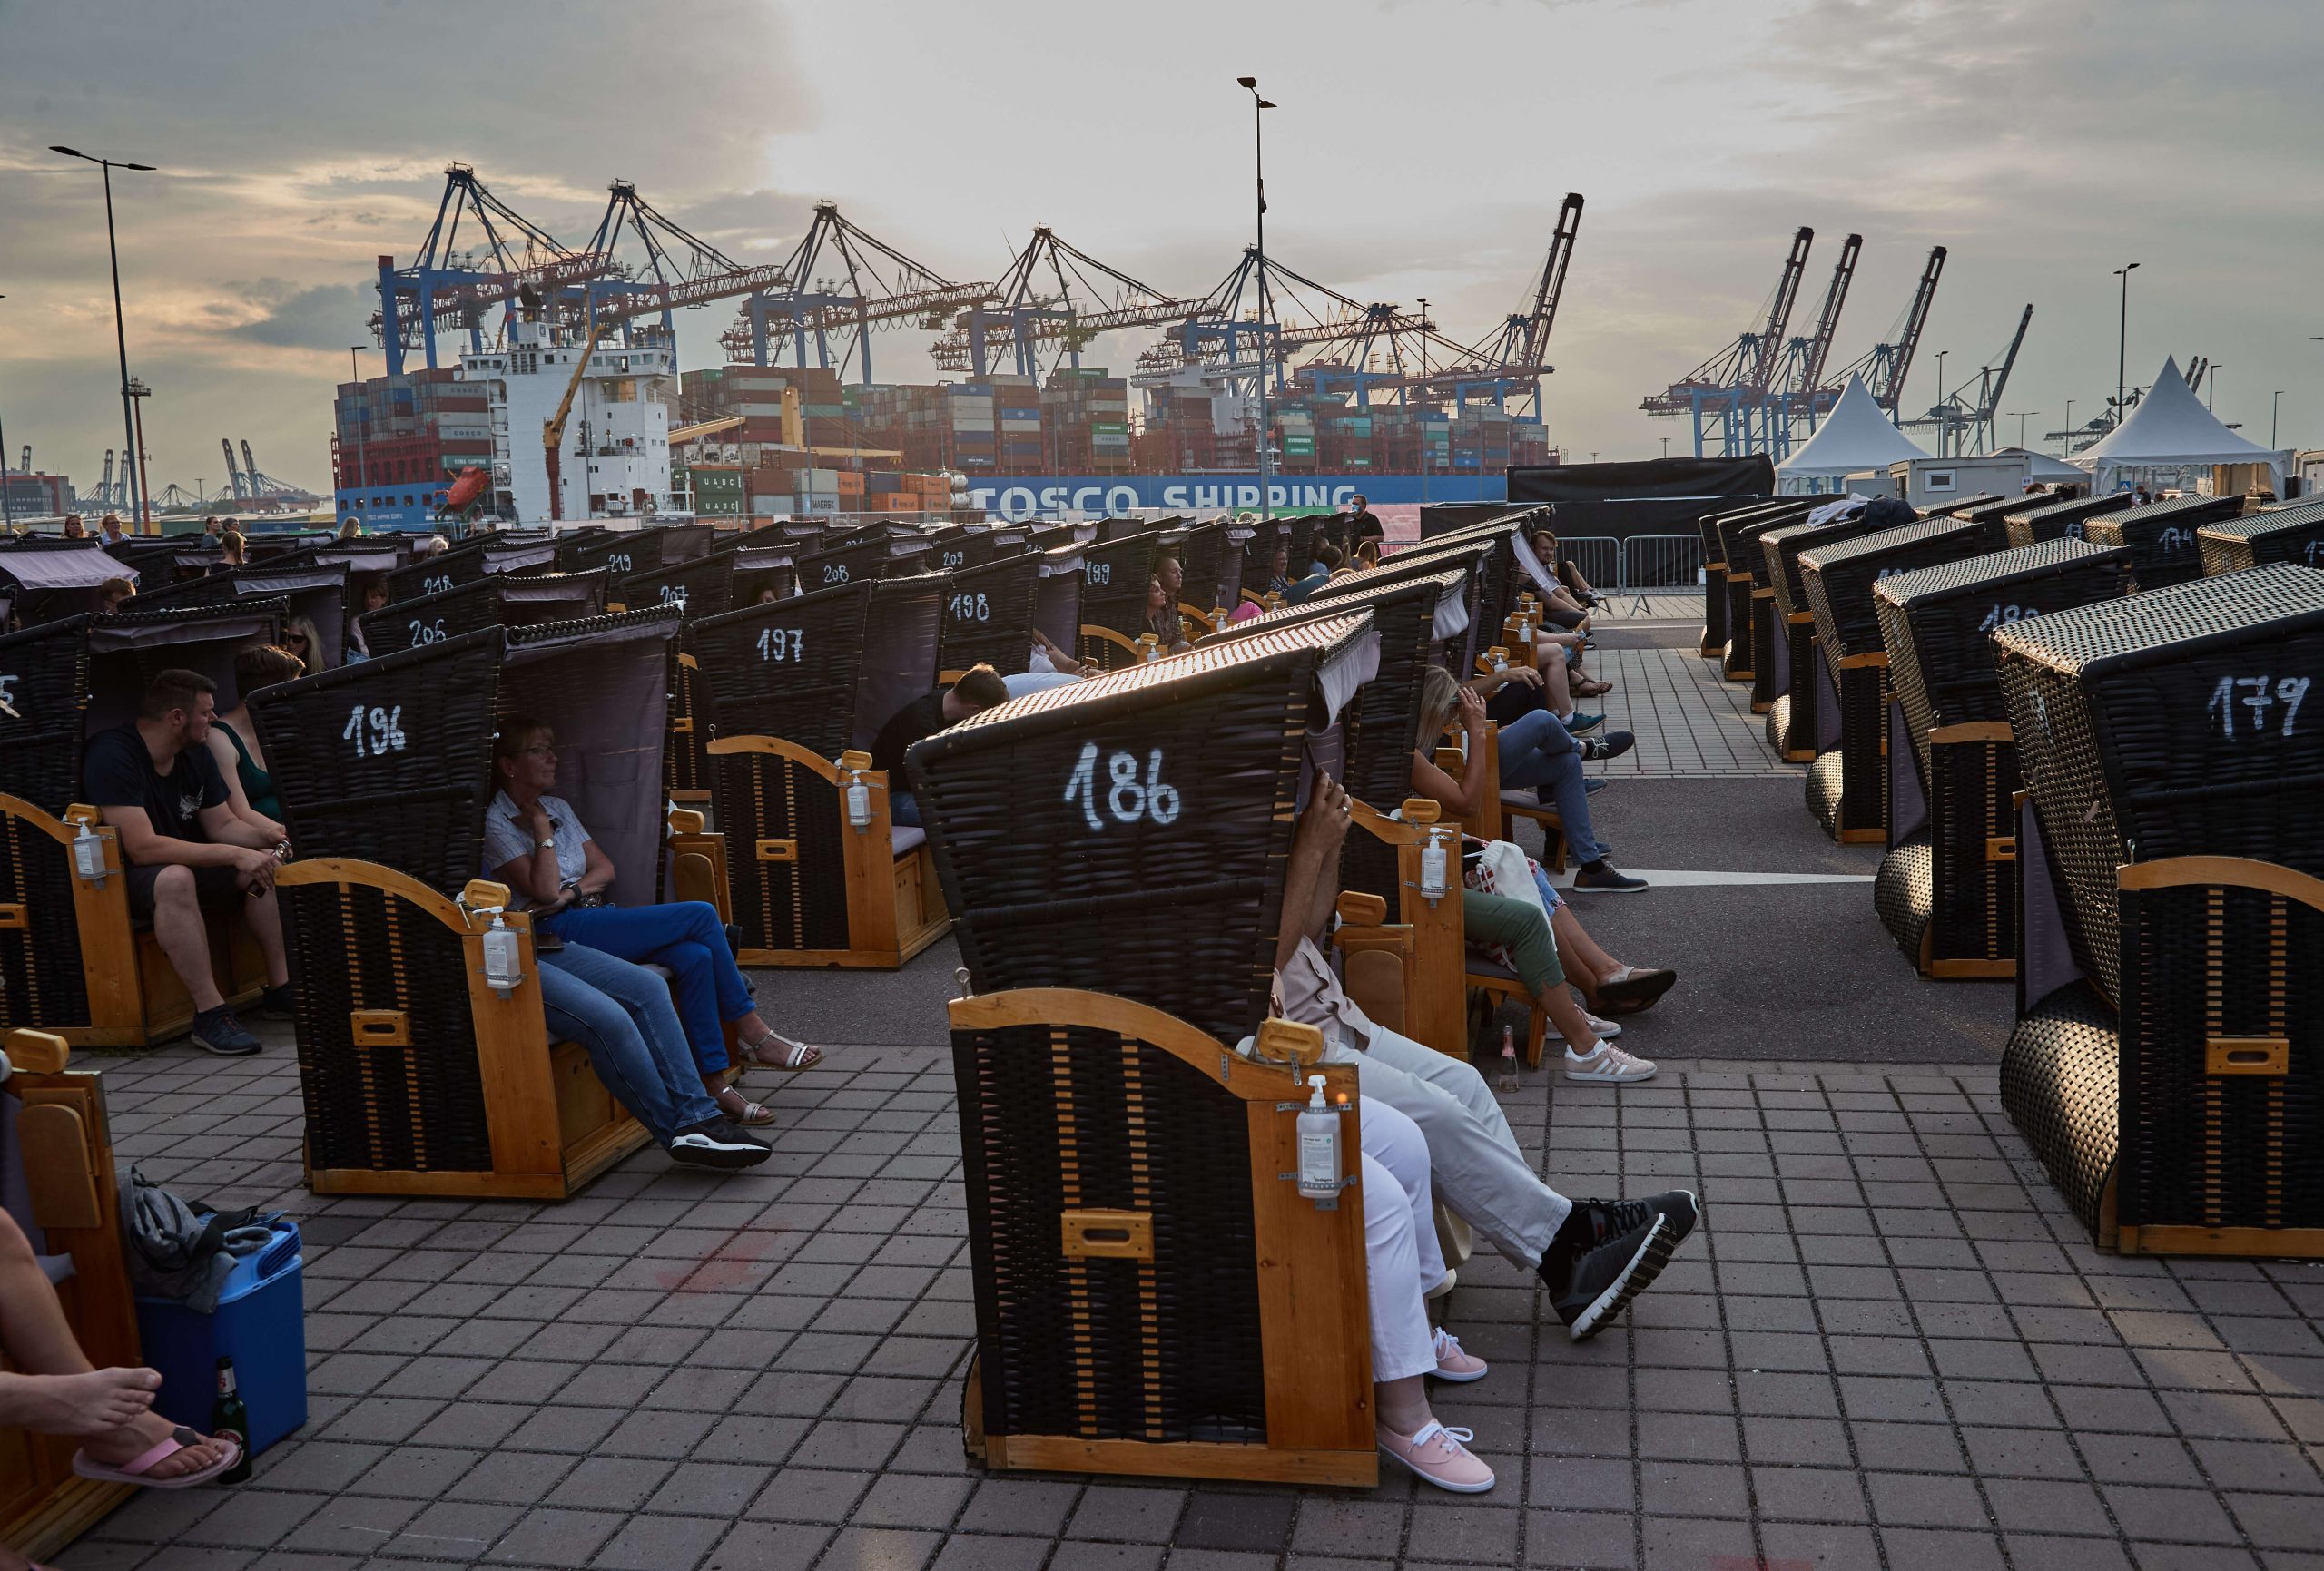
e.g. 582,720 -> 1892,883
330,170 -> 1577,528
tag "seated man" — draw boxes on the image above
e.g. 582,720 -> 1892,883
1285,544 -> 1344,604
85,670 -> 292,1056
1274,774 -> 1699,1340
870,663 -> 1010,827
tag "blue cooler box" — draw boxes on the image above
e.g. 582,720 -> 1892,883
134,1221 -> 308,1457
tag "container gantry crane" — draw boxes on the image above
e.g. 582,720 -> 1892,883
1904,303 -> 2032,457
932,226 -> 1210,379
1826,245 -> 1945,420
1774,232 -> 1861,455
721,203 -> 992,380
221,438 -> 248,502
1640,226 -> 1816,457
1372,191 -> 1584,419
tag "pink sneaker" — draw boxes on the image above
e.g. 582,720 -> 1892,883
1431,1326 -> 1488,1383
1377,1419 -> 1496,1493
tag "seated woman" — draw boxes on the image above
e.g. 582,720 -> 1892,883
281,614 -> 330,673
1263,541 -> 1295,601
344,574 -> 388,662
487,717 -> 823,1127
536,941 -> 771,1168
0,1211 -> 241,1525
1353,538 -> 1384,569
1142,571 -> 1189,653
204,643 -> 301,842
1029,627 -> 1095,677
1413,672 -> 1659,1067
1418,666 -> 1640,889
218,530 -> 247,570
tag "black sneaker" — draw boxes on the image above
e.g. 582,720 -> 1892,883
1541,1211 -> 1677,1340
1571,861 -> 1648,893
257,984 -> 296,1021
1579,731 -> 1634,762
1577,1191 -> 1700,1250
190,1006 -> 262,1057
666,1119 -> 772,1170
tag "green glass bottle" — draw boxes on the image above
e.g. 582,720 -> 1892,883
211,1356 -> 251,1484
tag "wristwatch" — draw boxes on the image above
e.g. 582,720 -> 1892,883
538,837 -> 556,849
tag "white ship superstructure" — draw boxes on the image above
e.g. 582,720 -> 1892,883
461,318 -> 676,523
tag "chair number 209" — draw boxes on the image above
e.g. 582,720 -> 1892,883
343,702 -> 407,758
1063,742 -> 1180,830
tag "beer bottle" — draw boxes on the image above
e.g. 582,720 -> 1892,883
212,1356 -> 251,1484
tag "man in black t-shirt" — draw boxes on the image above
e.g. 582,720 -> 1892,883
869,663 -> 1010,828
1337,494 -> 1385,556
84,669 -> 293,1056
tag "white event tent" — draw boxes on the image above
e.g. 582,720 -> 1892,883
1992,447 -> 2086,483
1776,375 -> 1928,493
2073,357 -> 2288,495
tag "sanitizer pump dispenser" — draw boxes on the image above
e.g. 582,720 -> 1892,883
1419,825 -> 1451,901
481,911 -> 524,997
845,771 -> 872,830
72,819 -> 107,882
1296,1075 -> 1341,1200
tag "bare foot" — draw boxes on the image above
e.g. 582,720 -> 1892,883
78,1408 -> 230,1479
4,1368 -> 160,1437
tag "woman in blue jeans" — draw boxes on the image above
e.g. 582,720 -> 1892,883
537,944 -> 770,1169
487,719 -> 823,1127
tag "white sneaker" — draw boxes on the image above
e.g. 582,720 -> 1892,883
1564,1041 -> 1657,1084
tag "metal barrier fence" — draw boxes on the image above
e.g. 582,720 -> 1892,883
1619,534 -> 1707,615
1559,536 -> 1620,598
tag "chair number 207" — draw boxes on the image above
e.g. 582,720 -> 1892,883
343,702 -> 408,758
1063,742 -> 1181,830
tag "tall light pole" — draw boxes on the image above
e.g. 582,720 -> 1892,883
1236,77 -> 1274,520
2063,399 -> 2076,457
2208,363 -> 2223,413
2113,262 -> 2140,433
2273,390 -> 2287,449
0,293 -> 11,531
1934,350 -> 1950,457
2008,410 -> 2034,448
52,146 -> 157,534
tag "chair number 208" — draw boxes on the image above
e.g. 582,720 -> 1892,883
1063,742 -> 1181,830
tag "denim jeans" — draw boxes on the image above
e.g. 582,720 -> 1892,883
537,942 -> 720,1144
540,901 -> 753,1075
891,791 -> 923,828
1494,710 -> 1603,864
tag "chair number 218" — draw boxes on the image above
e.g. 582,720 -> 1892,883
1064,742 -> 1180,830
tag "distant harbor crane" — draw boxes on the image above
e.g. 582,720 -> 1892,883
1826,246 -> 1945,420
721,203 -> 990,380
1775,233 -> 1862,452
933,226 -> 1210,380
1640,226 -> 1816,457
1903,304 -> 2033,456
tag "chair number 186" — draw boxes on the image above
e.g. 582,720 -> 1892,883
1063,743 -> 1181,830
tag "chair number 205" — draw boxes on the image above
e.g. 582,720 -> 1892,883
1063,742 -> 1181,830
343,703 -> 408,758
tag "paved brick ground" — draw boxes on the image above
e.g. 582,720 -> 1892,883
55,1032 -> 2324,1571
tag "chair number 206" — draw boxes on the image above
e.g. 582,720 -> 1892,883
1064,742 -> 1180,830
2209,674 -> 2310,740
343,703 -> 408,758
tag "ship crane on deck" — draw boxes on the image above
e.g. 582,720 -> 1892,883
1903,303 -> 2032,457
933,226 -> 1211,379
1826,245 -> 1945,421
1640,226 -> 1816,457
720,203 -> 992,381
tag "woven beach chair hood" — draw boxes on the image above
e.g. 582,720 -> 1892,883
1799,515 -> 2011,664
2199,498 -> 2324,576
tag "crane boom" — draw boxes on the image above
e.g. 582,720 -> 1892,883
1984,304 -> 2033,417
1748,228 -> 1815,395
1512,191 -> 1584,370
1797,233 -> 1861,397
221,439 -> 245,502
1884,246 -> 1945,415
240,442 -> 261,495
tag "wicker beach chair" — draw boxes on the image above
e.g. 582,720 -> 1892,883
1994,565 -> 2324,1256
2002,490 -> 2134,548
249,608 -> 702,1199
1797,515 -> 2009,843
934,550 -> 1043,681
140,561 -> 353,669
2199,498 -> 2324,576
2079,493 -> 2248,592
1074,530 -> 1167,670
797,534 -> 933,591
357,570 -> 606,658
0,601 -> 286,1047
380,540 -> 490,604
0,540 -> 136,629
1758,507 -> 1895,761
1870,541 -> 2134,977
1717,501 -> 1828,703
0,1029 -> 141,1559
692,576 -> 949,967
1690,497 -> 1788,662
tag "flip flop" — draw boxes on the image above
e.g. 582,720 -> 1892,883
1595,966 -> 1677,1009
73,1426 -> 241,1488
744,1030 -> 823,1071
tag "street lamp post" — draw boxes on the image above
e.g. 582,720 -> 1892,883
2008,411 -> 2034,448
2064,399 -> 2076,457
1934,350 -> 1950,457
350,346 -> 370,500
1236,77 -> 1275,522
2114,262 -> 2141,433
0,292 -> 11,531
51,146 -> 157,533
2208,364 -> 2224,413
2274,390 -> 2287,449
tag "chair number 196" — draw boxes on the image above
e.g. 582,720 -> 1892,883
2209,674 -> 2309,740
1064,742 -> 1181,830
343,703 -> 408,758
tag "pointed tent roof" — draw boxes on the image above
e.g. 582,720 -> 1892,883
2075,357 -> 2282,468
1777,374 -> 1929,476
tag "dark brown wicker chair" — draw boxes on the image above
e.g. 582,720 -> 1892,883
0,602 -> 286,1047
0,1029 -> 141,1558
1798,515 -> 2009,842
2199,498 -> 2324,576
1871,541 -> 2134,977
953,996 -> 1374,1486
2079,494 -> 2248,591
2003,490 -> 2133,547
1759,507 -> 1894,761
1690,497 -> 1790,663
1717,502 -> 1827,704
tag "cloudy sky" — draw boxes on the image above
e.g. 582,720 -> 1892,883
4,0 -> 2319,503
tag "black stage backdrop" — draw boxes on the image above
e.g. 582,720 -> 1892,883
1508,456 -> 1776,503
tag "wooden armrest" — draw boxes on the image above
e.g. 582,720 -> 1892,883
462,879 -> 515,915
1254,1017 -> 1325,1069
665,807 -> 707,836
2,1028 -> 69,1075
1335,891 -> 1387,927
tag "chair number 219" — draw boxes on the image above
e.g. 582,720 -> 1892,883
343,703 -> 407,758
1064,742 -> 1180,830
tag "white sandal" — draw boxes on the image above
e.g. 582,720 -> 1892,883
745,1030 -> 822,1071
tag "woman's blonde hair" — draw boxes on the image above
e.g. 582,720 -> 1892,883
1418,664 -> 1462,741
284,614 -> 330,671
